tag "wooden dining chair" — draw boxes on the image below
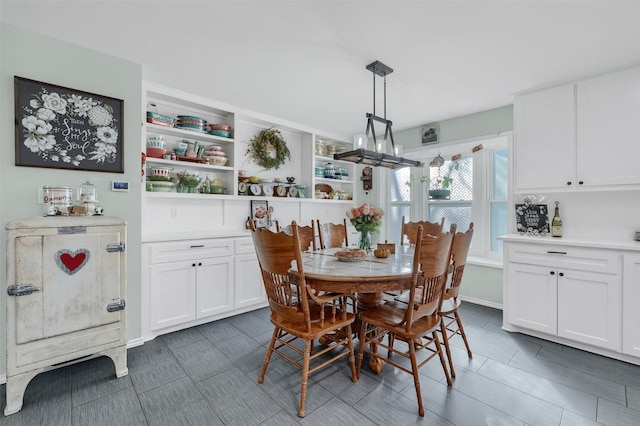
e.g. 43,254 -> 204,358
316,218 -> 349,249
400,216 -> 445,246
357,224 -> 456,417
250,220 -> 357,417
438,222 -> 474,378
275,219 -> 317,252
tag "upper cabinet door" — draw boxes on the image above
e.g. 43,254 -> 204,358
577,66 -> 640,187
514,83 -> 576,192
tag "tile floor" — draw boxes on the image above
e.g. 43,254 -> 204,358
2,303 -> 640,425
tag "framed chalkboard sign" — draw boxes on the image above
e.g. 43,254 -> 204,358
14,76 -> 124,173
515,203 -> 549,236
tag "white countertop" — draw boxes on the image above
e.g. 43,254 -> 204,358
142,229 -> 251,243
499,234 -> 640,252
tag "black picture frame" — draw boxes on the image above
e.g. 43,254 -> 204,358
251,200 -> 270,229
515,203 -> 550,236
14,76 -> 124,173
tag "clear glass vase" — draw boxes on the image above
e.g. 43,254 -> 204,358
358,230 -> 372,252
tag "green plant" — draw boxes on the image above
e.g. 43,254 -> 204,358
406,160 -> 458,189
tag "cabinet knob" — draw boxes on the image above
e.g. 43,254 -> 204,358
550,271 -> 555,275
559,272 -> 564,277
198,262 -> 202,266
578,181 -> 584,185
192,263 -> 196,267
567,181 -> 572,186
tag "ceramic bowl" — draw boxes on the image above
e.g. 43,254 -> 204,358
150,181 -> 176,192
146,147 -> 169,158
150,167 -> 173,177
208,130 -> 231,138
209,123 -> 231,131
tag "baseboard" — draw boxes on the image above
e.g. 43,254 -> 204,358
126,337 -> 145,349
0,374 -> 5,385
459,295 -> 503,311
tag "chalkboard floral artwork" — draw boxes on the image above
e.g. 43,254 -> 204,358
14,77 -> 124,173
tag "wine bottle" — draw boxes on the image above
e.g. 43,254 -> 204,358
551,201 -> 562,237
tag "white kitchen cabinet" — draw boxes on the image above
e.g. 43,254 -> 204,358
146,238 -> 235,333
576,66 -> 640,187
503,240 -> 622,352
143,236 -> 266,338
233,236 -> 264,309
513,83 -> 576,192
506,263 -> 557,334
513,64 -> 640,193
623,255 -> 640,357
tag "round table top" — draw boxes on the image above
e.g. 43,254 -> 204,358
291,248 -> 414,293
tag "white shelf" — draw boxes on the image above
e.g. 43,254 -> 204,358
146,157 -> 233,172
145,123 -> 234,144
315,177 -> 354,184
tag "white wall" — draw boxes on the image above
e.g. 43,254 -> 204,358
0,23 -> 142,377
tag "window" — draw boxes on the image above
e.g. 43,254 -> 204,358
388,135 -> 509,259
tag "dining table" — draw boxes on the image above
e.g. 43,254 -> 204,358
289,247 -> 414,373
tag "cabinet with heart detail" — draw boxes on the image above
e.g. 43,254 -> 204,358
4,216 -> 128,416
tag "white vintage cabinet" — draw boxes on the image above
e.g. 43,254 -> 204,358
4,216 -> 127,415
513,64 -> 640,193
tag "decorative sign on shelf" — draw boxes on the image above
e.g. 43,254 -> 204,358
515,202 -> 549,236
14,76 -> 124,173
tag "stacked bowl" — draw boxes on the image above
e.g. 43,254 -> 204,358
208,123 -> 232,138
146,135 -> 169,158
176,115 -> 206,133
204,144 -> 228,166
146,111 -> 176,127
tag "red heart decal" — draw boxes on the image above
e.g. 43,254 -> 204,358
56,249 -> 90,275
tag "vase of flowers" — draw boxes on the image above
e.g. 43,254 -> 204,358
346,202 -> 384,252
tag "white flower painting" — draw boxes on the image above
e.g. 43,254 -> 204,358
16,77 -> 123,172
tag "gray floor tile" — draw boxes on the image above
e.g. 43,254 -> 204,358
225,310 -> 274,337
259,410 -> 302,425
627,386 -> 640,412
138,376 -> 223,426
159,326 -> 204,349
70,356 -> 133,407
196,318 -> 242,342
560,410 -> 603,426
461,323 -> 542,356
477,358 -> 597,420
597,397 -> 640,425
197,367 -> 283,425
445,367 -> 564,425
128,353 -> 187,394
18,367 -> 72,411
300,396 -> 376,425
354,383 -> 455,426
509,351 -> 626,405
72,387 -> 146,426
171,339 -> 234,383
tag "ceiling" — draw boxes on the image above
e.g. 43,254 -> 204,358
2,1 -> 640,138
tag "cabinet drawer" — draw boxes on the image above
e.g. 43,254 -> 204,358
507,243 -> 620,274
235,236 -> 256,255
149,239 -> 234,264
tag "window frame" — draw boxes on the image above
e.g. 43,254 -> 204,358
387,133 -> 510,261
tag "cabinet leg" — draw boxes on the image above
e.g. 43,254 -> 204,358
101,345 -> 128,378
4,369 -> 43,416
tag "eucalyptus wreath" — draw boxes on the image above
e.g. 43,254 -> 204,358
245,127 -> 291,170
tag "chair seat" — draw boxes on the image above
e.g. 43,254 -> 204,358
358,301 -> 441,340
272,310 -> 355,340
439,297 -> 461,316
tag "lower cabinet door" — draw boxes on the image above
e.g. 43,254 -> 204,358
507,263 -> 558,334
196,256 -> 234,319
150,260 -> 197,331
558,269 -> 621,351
234,253 -> 265,309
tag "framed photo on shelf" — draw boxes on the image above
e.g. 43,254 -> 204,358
250,200 -> 270,229
515,203 -> 549,236
14,76 -> 124,173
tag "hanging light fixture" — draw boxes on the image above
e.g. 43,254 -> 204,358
333,60 -> 423,169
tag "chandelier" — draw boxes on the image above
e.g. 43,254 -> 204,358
333,60 -> 423,169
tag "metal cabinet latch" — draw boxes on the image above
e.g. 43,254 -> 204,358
106,299 -> 126,312
106,242 -> 126,253
7,284 -> 41,297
